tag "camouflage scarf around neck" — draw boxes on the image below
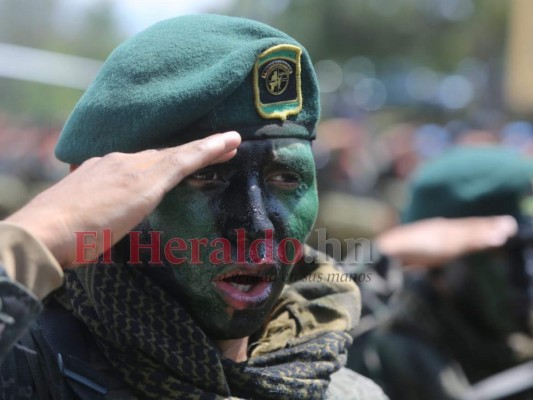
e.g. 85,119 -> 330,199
58,247 -> 360,399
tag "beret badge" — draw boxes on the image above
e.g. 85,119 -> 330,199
253,44 -> 302,121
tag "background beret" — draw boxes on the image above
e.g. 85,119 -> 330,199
55,14 -> 320,164
402,146 -> 533,223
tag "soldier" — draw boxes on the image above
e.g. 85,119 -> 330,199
348,146 -> 533,400
0,15 -> 387,399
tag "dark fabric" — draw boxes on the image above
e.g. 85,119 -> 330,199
0,264 -> 42,366
389,285 -> 516,381
349,329 -> 464,400
348,278 -> 533,400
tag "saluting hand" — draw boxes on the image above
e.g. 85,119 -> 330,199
5,131 -> 241,267
376,216 -> 518,268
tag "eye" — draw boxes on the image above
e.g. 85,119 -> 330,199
266,172 -> 300,190
186,168 -> 224,186
191,170 -> 219,181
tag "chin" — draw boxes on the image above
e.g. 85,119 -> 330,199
196,304 -> 276,340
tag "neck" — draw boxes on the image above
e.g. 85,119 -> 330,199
215,336 -> 249,362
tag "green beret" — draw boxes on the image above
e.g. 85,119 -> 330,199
403,146 -> 533,222
55,14 -> 320,164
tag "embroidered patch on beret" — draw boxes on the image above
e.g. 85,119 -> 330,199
253,44 -> 302,121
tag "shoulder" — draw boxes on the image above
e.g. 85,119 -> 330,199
327,367 -> 389,400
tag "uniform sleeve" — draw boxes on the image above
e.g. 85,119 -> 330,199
0,222 -> 64,364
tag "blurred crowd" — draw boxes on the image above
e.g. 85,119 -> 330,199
0,113 -> 66,218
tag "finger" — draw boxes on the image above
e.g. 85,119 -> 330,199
466,215 -> 518,249
211,149 -> 238,165
159,131 -> 241,187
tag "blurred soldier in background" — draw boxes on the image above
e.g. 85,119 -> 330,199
347,146 -> 533,400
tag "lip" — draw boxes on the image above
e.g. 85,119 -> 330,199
212,264 -> 277,310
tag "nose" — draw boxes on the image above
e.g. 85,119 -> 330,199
221,175 -> 275,246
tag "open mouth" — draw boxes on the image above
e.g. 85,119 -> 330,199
223,274 -> 264,292
212,264 -> 277,310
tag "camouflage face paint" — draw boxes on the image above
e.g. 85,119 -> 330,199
148,138 -> 318,339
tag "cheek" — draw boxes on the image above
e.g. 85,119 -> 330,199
148,188 -> 221,284
148,187 -> 216,243
279,183 -> 319,243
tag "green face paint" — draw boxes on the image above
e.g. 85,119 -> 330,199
148,138 -> 318,339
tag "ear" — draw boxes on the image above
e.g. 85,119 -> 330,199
69,164 -> 80,173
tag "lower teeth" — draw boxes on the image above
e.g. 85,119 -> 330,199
229,282 -> 253,292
